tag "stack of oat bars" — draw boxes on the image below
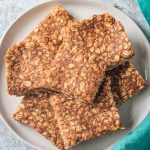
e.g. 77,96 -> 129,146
5,5 -> 146,150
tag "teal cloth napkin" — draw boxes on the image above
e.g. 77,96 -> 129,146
112,112 -> 150,150
138,0 -> 150,25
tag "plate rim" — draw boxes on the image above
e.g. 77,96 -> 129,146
0,0 -> 150,150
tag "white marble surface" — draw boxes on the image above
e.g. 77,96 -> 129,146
0,0 -> 149,150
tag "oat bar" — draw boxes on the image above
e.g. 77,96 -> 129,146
50,78 -> 121,149
107,62 -> 146,106
47,14 -> 135,102
13,93 -> 64,150
5,5 -> 73,96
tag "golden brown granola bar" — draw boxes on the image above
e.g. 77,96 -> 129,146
13,93 -> 64,150
47,14 -> 135,102
50,78 -> 121,149
5,5 -> 73,96
13,63 -> 145,149
107,62 -> 146,106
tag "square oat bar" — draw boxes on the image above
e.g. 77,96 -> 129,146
47,14 -> 135,102
107,62 -> 146,106
13,93 -> 64,150
5,5 -> 74,96
13,63 -> 145,149
50,78 -> 121,149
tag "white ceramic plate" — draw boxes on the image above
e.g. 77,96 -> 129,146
0,0 -> 150,150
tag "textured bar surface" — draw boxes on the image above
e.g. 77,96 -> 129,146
47,14 -> 135,102
13,63 -> 145,149
13,93 -> 64,150
50,78 -> 121,149
5,5 -> 73,96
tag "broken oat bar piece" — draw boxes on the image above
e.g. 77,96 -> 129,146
13,93 -> 64,150
50,78 -> 122,149
107,62 -> 146,106
13,63 -> 145,149
47,14 -> 135,102
5,5 -> 73,96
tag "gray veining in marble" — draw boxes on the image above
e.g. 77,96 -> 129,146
0,0 -> 149,150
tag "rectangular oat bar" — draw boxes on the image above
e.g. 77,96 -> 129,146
5,5 -> 74,96
50,78 -> 122,149
13,93 -> 64,150
13,63 -> 145,149
107,62 -> 146,106
47,14 -> 135,102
